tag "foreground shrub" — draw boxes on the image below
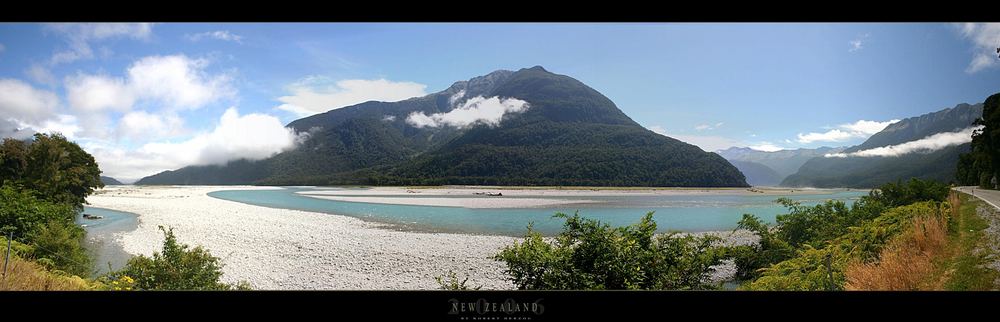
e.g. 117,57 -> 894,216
29,220 -> 92,277
494,212 -> 725,290
104,226 -> 250,290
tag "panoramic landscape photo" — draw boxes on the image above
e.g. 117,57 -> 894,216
2,22 -> 1000,291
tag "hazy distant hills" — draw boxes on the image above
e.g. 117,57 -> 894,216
100,176 -> 123,185
782,103 -> 984,188
138,66 -> 748,187
725,160 -> 784,186
716,146 -> 845,186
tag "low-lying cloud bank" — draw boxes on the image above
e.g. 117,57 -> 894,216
87,107 -> 302,182
406,95 -> 529,129
824,126 -> 981,158
797,119 -> 900,144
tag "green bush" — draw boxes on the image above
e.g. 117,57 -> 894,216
494,211 -> 725,290
30,220 -> 92,277
108,226 -> 249,290
730,214 -> 795,281
0,184 -> 76,240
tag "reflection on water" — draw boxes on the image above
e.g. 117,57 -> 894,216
209,188 -> 868,236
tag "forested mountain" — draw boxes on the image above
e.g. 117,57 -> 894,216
138,66 -> 748,187
782,103 -> 984,188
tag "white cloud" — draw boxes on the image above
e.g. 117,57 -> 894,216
956,23 -> 1000,73
797,119 -> 899,144
448,90 -> 466,105
825,126 -> 979,158
117,111 -> 186,141
65,54 -> 233,113
0,78 -> 60,125
406,96 -> 529,129
65,73 -> 134,112
695,122 -> 724,131
36,114 -> 82,140
126,55 -> 234,110
90,107 -> 301,182
382,115 -> 396,122
849,33 -> 870,53
748,142 -> 786,152
185,30 -> 243,43
45,23 -> 153,65
276,77 -> 427,117
648,125 -> 743,152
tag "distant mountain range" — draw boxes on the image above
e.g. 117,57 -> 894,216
716,146 -> 845,186
782,103 -> 984,188
137,66 -> 748,187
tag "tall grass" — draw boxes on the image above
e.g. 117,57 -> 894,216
0,255 -> 92,291
844,213 -> 950,290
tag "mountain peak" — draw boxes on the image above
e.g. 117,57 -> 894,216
445,69 -> 515,97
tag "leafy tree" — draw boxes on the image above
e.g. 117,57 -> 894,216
0,138 -> 29,184
494,211 -> 725,290
21,133 -> 104,209
957,92 -> 1000,188
109,226 -> 249,290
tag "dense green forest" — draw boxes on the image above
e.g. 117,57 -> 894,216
138,66 -> 748,187
957,93 -> 1000,188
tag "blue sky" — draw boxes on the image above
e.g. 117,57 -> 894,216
1,23 -> 998,182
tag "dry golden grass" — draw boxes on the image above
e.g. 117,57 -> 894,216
845,214 -> 951,290
949,191 -> 962,220
0,255 -> 92,291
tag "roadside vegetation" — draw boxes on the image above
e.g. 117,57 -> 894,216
490,178 -> 1000,290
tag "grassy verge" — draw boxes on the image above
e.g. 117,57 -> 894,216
943,193 -> 1000,290
838,191 -> 1000,290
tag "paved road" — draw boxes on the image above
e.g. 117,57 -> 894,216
954,186 -> 1000,211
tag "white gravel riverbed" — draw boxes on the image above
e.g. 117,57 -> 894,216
86,185 -> 755,289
